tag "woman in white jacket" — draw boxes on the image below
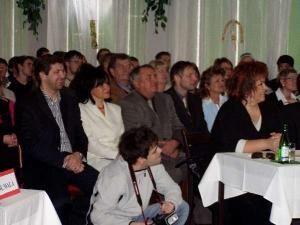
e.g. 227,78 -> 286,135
72,64 -> 124,171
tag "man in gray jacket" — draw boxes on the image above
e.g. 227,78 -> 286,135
88,127 -> 189,225
119,65 -> 185,183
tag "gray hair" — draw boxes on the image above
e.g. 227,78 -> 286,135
129,64 -> 154,83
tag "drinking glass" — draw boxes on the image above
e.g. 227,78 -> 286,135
289,142 -> 296,162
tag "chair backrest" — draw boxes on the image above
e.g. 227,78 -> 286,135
181,129 -> 213,158
180,129 -> 214,224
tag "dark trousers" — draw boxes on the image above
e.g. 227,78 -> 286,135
23,163 -> 99,225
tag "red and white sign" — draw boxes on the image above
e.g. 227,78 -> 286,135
0,169 -> 20,200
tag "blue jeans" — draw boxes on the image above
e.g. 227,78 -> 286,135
132,201 -> 189,225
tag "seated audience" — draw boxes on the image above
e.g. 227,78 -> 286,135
8,56 -> 34,100
53,51 -> 66,59
155,51 -> 171,71
199,66 -> 227,132
0,97 -> 19,177
211,61 -> 282,225
213,57 -> 233,81
15,55 -> 98,224
36,47 -> 50,58
0,58 -> 16,102
239,52 -> 255,63
7,56 -> 19,84
100,53 -> 112,74
267,54 -> 294,91
165,61 -> 211,225
72,64 -> 124,171
130,56 -> 140,69
149,59 -> 170,92
166,61 -> 208,133
108,53 -> 133,103
88,126 -> 189,225
266,68 -> 298,107
64,50 -> 84,87
96,48 -> 110,67
119,65 -> 185,183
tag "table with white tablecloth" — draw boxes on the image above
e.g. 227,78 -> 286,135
199,152 -> 300,225
0,189 -> 61,225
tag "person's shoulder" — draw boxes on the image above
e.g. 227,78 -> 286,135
265,92 -> 277,102
187,91 -> 202,103
119,91 -> 142,106
281,101 -> 300,115
61,87 -> 77,99
155,92 -> 172,102
107,102 -> 121,112
260,98 -> 280,112
219,98 -> 240,111
101,158 -> 128,179
19,88 -> 40,103
2,88 -> 16,102
164,87 -> 175,95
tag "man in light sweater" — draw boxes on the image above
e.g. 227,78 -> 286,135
88,126 -> 189,225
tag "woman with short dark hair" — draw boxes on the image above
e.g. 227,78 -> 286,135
71,63 -> 124,171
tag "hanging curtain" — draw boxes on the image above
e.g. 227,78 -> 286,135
0,0 -> 295,73
47,0 -> 146,65
0,0 -> 47,60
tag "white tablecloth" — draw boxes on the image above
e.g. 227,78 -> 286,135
199,152 -> 300,225
0,189 -> 61,225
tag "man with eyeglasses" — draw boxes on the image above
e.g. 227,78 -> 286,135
88,126 -> 189,225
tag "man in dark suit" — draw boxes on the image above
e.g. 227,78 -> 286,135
15,55 -> 98,224
165,61 -> 208,133
165,61 -> 212,225
119,65 -> 185,183
165,61 -> 211,174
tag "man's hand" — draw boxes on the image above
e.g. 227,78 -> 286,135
63,152 -> 84,173
3,133 -> 18,147
160,139 -> 179,158
160,201 -> 175,214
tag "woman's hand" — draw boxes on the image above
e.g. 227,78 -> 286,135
269,132 -> 281,153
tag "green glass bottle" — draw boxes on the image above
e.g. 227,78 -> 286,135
278,124 -> 290,162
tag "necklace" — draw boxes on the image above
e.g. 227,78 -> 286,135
98,105 -> 104,110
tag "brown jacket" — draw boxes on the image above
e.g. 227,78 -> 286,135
110,78 -> 129,103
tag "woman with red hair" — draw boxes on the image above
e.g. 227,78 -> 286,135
212,61 -> 282,153
211,61 -> 282,225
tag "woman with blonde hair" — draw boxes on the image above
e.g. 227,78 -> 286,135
149,60 -> 170,92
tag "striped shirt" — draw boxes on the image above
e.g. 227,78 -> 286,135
42,90 -> 72,153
